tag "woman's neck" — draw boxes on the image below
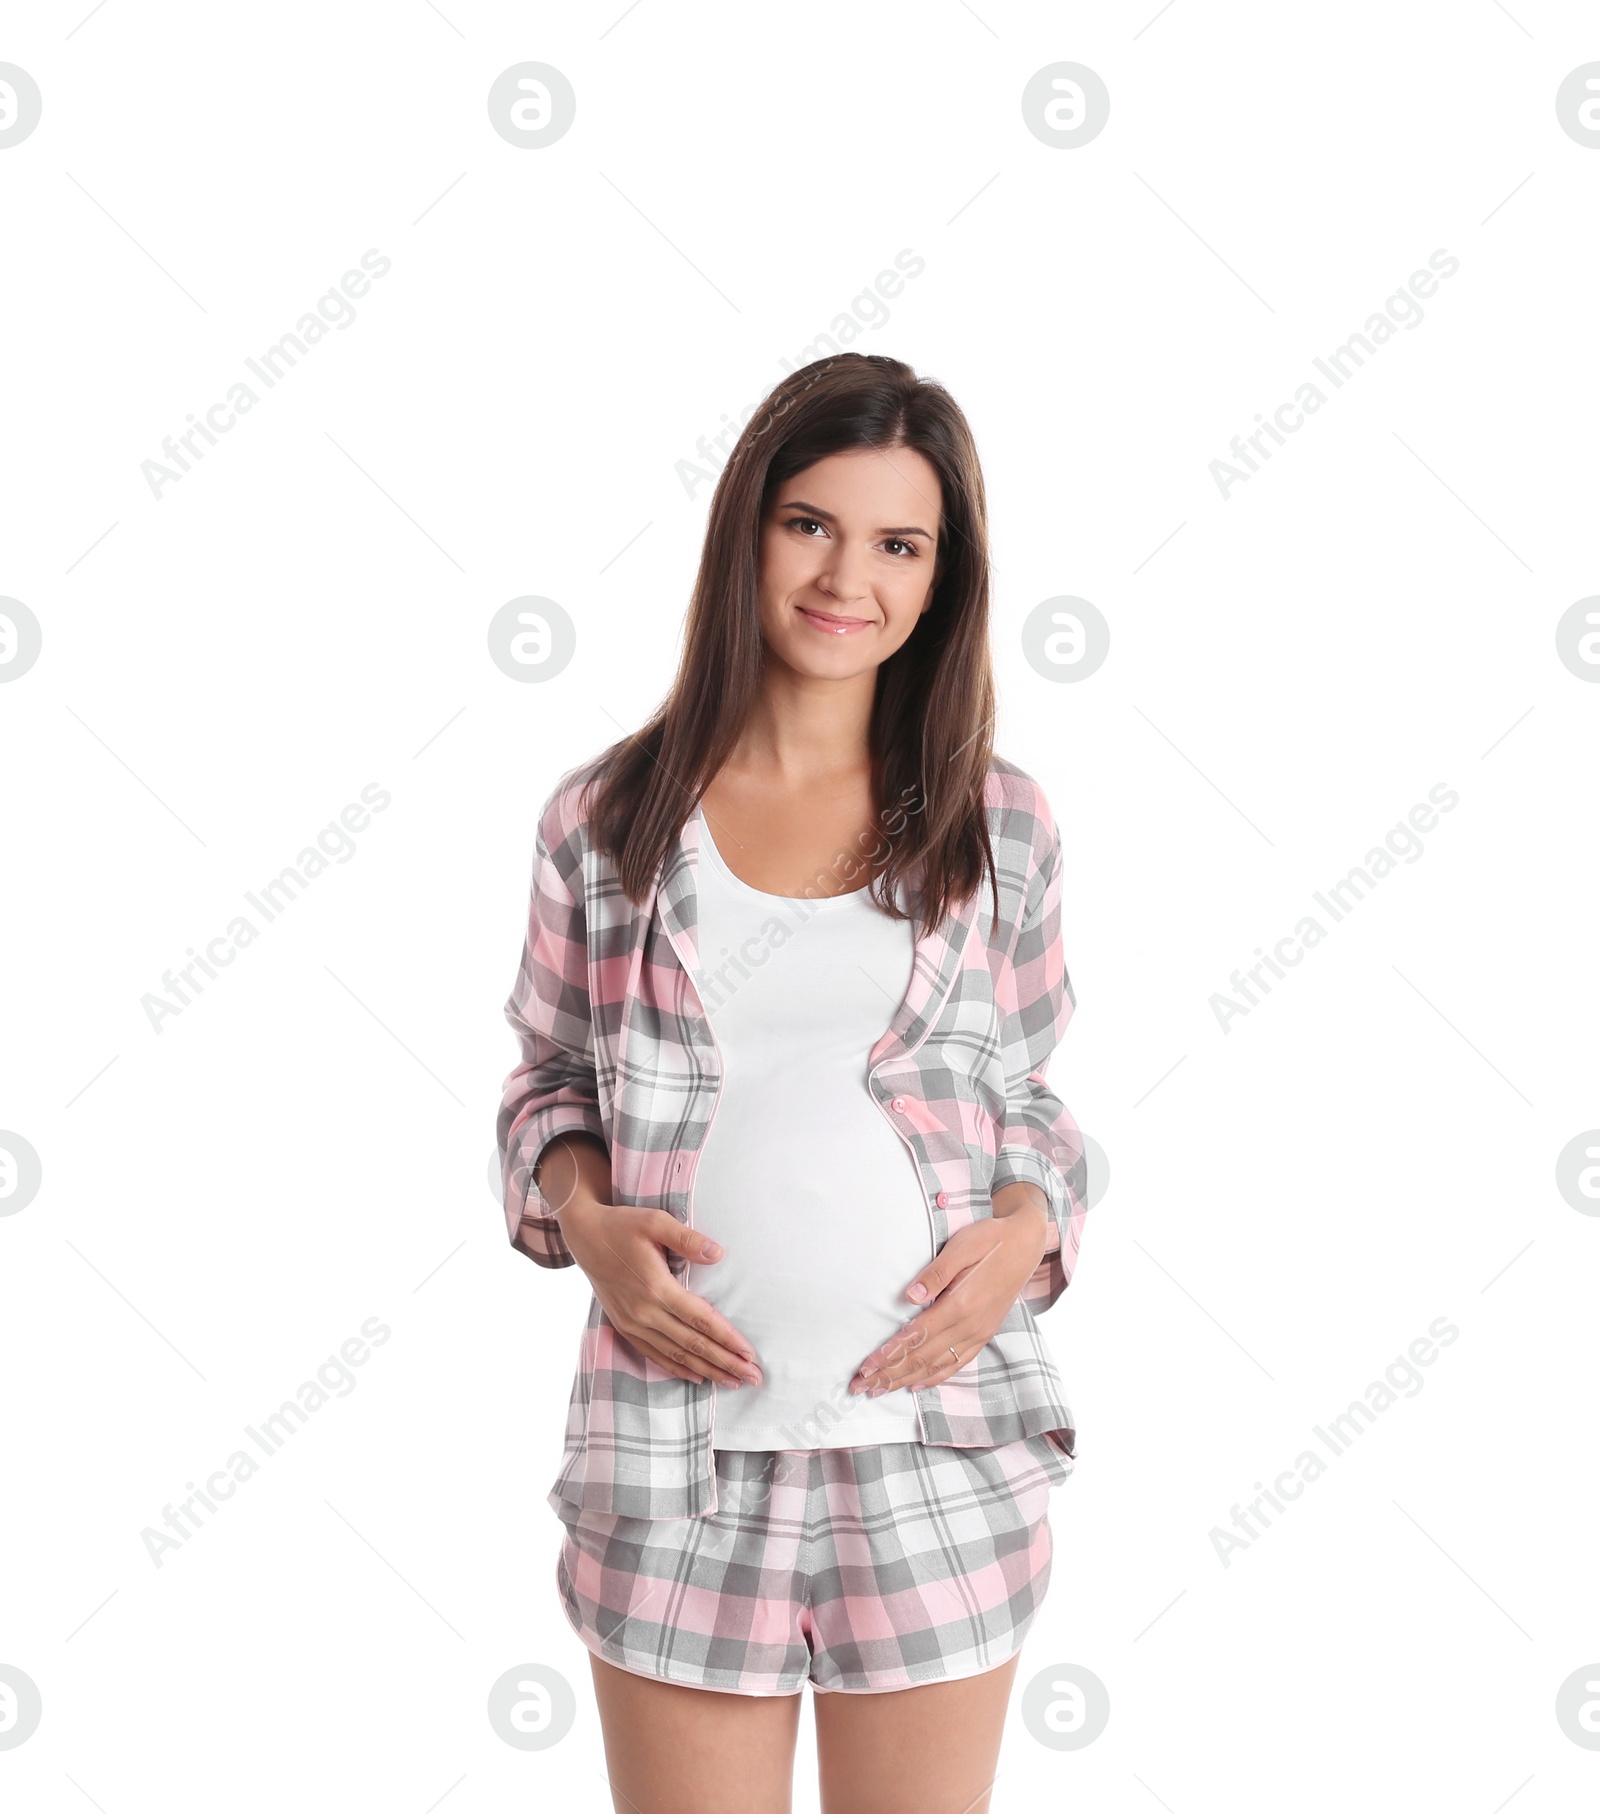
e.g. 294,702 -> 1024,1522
725,666 -> 876,788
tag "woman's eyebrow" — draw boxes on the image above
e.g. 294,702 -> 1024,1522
777,498 -> 934,539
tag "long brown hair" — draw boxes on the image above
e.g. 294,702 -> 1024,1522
579,352 -> 998,934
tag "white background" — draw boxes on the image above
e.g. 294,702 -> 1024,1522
3,1 -> 1598,1808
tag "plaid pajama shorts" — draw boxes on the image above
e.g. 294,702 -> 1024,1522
553,1433 -> 1072,1696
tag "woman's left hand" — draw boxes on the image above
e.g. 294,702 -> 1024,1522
849,1184 -> 1052,1397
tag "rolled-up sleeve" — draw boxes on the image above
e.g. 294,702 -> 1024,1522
992,814 -> 1087,1313
496,789 -> 606,1267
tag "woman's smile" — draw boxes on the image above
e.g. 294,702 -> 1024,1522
795,603 -> 874,635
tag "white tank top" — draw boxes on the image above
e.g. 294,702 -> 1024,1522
683,805 -> 933,1449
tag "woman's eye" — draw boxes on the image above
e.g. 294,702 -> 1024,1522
884,539 -> 916,558
790,517 -> 825,536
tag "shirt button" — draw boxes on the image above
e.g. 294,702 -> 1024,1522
891,1096 -> 907,1112
935,1190 -> 949,1208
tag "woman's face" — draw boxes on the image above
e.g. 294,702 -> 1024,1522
755,445 -> 943,681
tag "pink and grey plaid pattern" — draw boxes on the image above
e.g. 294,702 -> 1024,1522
555,1433 -> 1070,1695
498,754 -> 1089,1520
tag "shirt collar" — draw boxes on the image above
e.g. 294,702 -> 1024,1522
654,804 -> 984,1071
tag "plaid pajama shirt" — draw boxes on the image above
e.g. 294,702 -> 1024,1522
498,752 -> 1088,1522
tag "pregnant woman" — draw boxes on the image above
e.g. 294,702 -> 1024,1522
497,353 -> 1089,1814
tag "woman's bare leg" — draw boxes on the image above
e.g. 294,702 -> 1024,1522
813,1652 -> 1021,1814
588,1653 -> 803,1814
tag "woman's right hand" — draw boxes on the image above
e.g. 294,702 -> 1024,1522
560,1199 -> 763,1390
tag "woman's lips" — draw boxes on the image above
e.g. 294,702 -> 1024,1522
796,604 -> 873,635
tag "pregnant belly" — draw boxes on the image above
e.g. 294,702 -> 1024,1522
691,1256 -> 922,1377
683,1114 -> 934,1408
686,1255 -> 930,1446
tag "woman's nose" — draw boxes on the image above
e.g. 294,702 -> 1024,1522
817,542 -> 872,602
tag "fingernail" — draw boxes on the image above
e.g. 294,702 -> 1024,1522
860,1362 -> 878,1377
702,1241 -> 724,1260
907,1283 -> 928,1301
